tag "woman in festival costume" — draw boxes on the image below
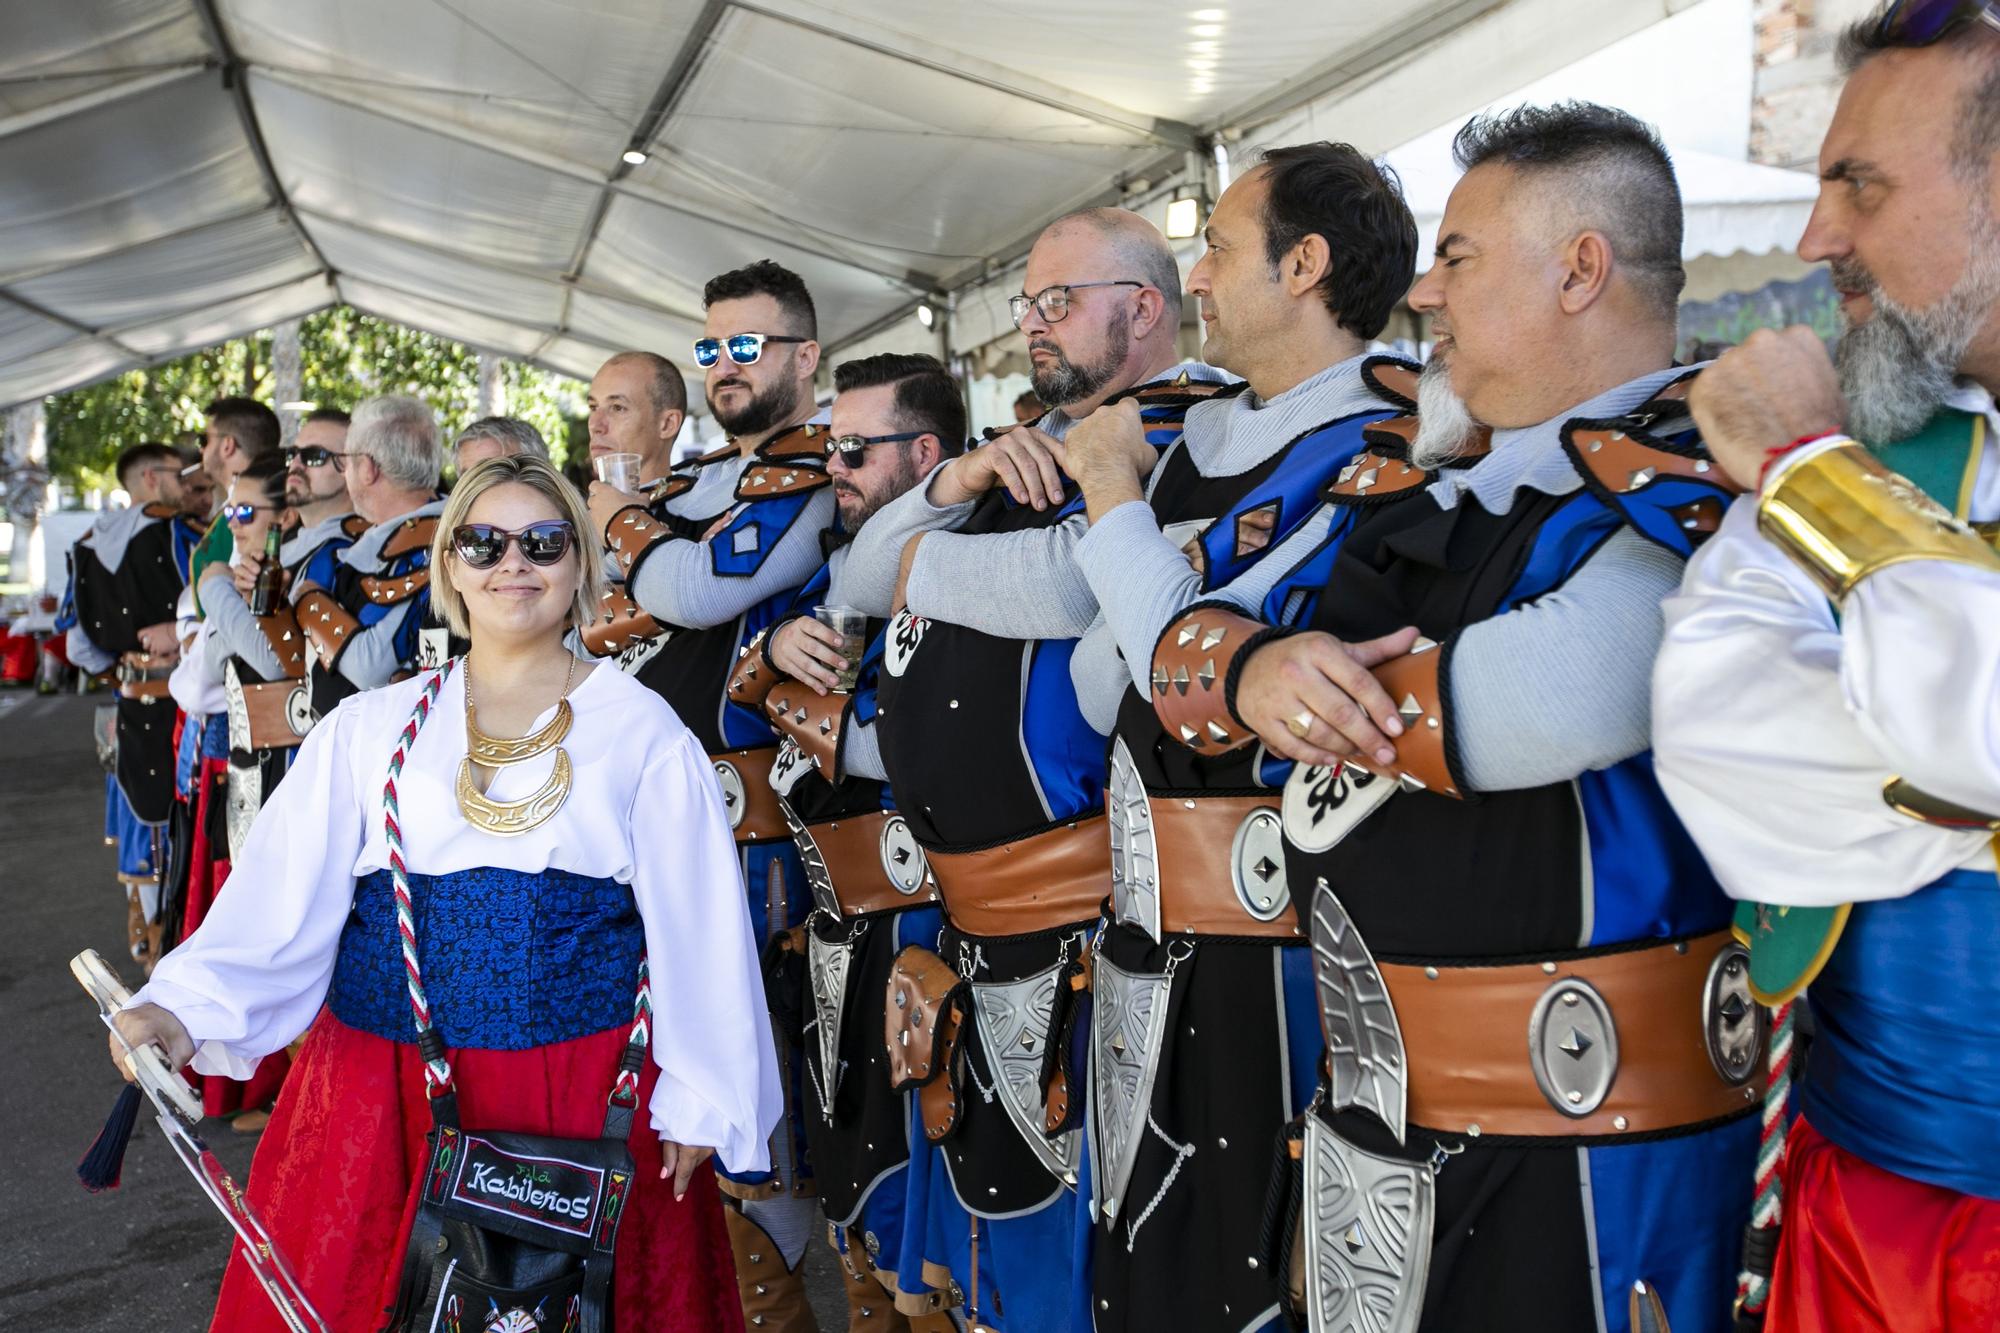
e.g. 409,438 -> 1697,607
109,454 -> 782,1332
172,452 -> 299,1128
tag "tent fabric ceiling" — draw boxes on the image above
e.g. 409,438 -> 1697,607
0,0 -> 1691,412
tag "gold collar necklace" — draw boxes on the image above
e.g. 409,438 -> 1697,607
455,654 -> 577,836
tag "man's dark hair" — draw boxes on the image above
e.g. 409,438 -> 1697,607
1452,102 -> 1686,319
203,396 -> 281,459
833,352 -> 968,458
1839,7 -> 2000,186
304,406 -> 351,427
237,450 -> 290,508
114,441 -> 182,491
1256,143 -> 1418,340
703,260 -> 819,340
1013,389 -> 1045,414
605,351 -> 688,417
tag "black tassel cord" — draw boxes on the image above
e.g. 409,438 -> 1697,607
77,1083 -> 141,1192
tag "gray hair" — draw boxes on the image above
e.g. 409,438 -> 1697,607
453,416 -> 548,460
349,394 -> 443,491
1838,10 -> 2000,189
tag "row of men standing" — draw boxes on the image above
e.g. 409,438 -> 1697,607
67,22 -> 2000,1329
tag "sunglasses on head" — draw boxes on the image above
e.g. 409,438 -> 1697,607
451,521 -> 576,569
222,502 -> 280,525
282,445 -> 346,470
829,430 -> 928,460
1873,0 -> 2000,44
693,332 -> 808,368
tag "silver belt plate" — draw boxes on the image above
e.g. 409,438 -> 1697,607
1106,736 -> 1161,942
1301,1111 -> 1433,1333
806,926 -> 855,1120
969,964 -> 1079,1189
1089,953 -> 1175,1221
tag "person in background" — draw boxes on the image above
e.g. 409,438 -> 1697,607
586,352 -> 687,489
187,398 -> 282,606
1012,388 -> 1046,425
176,446 -> 217,524
291,395 -> 447,716
453,415 -> 549,475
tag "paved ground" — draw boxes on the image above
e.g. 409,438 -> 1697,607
0,689 -> 847,1330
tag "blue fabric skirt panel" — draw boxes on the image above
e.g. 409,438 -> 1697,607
1582,1116 -> 1757,1333
1802,866 -> 2000,1200
107,772 -> 156,877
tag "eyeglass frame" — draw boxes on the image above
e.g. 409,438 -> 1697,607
1873,0 -> 2000,44
692,332 -> 811,368
1009,280 -> 1146,328
828,430 -> 930,461
449,520 -> 579,569
282,444 -> 348,472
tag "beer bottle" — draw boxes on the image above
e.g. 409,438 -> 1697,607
249,523 -> 285,616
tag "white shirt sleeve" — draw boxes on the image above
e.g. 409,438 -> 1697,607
633,730 -> 784,1173
1652,496 -> 1992,907
130,697 -> 371,1075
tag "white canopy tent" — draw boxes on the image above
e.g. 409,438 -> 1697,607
1,0 -> 1710,415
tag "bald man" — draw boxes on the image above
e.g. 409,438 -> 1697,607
832,209 -> 1225,1330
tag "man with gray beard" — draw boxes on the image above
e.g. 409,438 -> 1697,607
1654,3 -> 2000,1325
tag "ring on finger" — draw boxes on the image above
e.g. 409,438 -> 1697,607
1286,708 -> 1315,739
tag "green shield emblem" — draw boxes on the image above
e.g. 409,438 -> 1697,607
1731,899 -> 1851,1006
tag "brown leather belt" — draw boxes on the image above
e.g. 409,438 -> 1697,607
1147,793 -> 1304,940
709,745 -> 789,843
115,665 -> 175,702
926,816 -> 1109,937
1383,930 -> 1760,1138
797,808 -> 941,916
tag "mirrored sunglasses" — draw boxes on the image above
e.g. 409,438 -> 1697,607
1873,0 -> 2000,44
692,332 -> 809,368
451,521 -> 576,569
221,502 -> 279,525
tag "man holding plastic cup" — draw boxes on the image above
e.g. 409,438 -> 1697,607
727,352 -> 966,1332
582,260 -> 839,1332
585,350 -> 686,491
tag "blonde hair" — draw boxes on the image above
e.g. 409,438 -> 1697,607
430,454 -> 603,638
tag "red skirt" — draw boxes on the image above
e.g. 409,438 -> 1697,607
1765,1115 -> 2000,1331
184,755 -> 289,1119
209,1011 -> 743,1333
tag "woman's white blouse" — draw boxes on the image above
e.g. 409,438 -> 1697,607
133,661 -> 783,1173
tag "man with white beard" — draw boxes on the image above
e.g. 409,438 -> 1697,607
1104,104 -> 1762,1331
1653,2 -> 2000,1326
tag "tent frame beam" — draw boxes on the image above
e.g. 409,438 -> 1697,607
187,0 -> 336,282
0,287 -> 145,361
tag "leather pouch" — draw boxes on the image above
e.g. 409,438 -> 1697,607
884,945 -> 969,1142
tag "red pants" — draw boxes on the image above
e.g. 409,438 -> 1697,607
1767,1116 -> 2000,1331
209,1012 -> 743,1333
183,755 -> 289,1118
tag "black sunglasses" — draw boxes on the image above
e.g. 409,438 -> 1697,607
829,430 -> 928,460
693,332 -> 809,368
451,521 -> 577,569
1873,0 -> 2000,43
282,445 -> 346,471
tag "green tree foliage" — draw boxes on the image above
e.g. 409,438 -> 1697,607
45,307 -> 583,492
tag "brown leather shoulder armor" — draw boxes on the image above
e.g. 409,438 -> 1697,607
340,514 -> 370,539
141,502 -> 178,520
356,567 -> 431,606
1359,355 -> 1423,411
378,515 -> 439,560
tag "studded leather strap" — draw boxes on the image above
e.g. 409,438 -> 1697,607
1152,606 -> 1265,754
766,683 -> 845,776
1339,639 -> 1458,798
724,626 -> 783,711
579,584 -> 662,657
295,588 -> 360,668
602,505 -> 675,574
356,566 -> 430,606
254,605 -> 308,679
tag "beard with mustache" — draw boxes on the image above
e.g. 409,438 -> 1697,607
709,372 -> 803,439
1408,356 -> 1484,469
1833,204 -> 2000,446
1030,306 -> 1130,409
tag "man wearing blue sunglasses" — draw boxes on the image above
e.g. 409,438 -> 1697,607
584,259 -> 839,1333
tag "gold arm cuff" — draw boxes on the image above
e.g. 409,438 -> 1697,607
1758,442 -> 2000,602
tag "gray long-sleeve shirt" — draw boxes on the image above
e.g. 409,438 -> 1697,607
202,579 -> 288,683
627,454 -> 835,631
329,499 -> 446,690
1074,365 -> 1695,792
838,360 -> 1220,635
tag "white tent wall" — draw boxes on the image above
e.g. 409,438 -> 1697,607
3,0 -> 1719,417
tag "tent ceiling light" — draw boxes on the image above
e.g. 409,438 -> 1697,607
916,302 -> 935,328
620,149 -> 649,166
1165,197 -> 1202,240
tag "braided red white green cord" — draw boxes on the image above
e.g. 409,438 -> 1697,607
384,658 -> 652,1101
1735,998 -> 1795,1320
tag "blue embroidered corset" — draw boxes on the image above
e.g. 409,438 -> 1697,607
328,867 -> 644,1050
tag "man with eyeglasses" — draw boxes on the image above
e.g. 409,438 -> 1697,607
583,259 -> 838,1333
61,440 -> 203,969
290,394 -> 450,718
829,207 -> 1221,1333
725,352 -> 967,1333
1653,2 -> 2000,1325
